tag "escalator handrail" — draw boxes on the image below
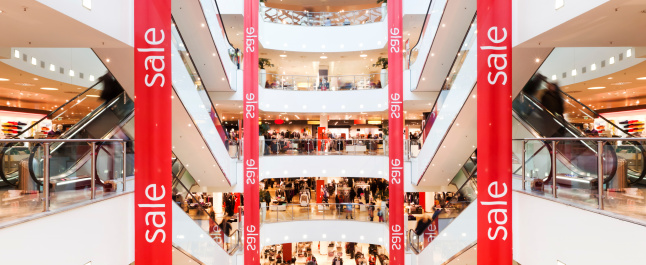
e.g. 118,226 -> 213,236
170,19 -> 232,145
518,91 -> 585,138
172,168 -> 235,255
38,112 -> 134,186
407,0 -> 436,64
52,92 -> 131,153
27,141 -> 107,187
557,89 -> 632,136
8,81 -> 103,140
517,92 -> 638,183
0,80 -> 104,186
407,229 -> 421,254
556,88 -> 646,183
419,17 -> 476,138
211,0 -> 236,50
227,229 -> 241,254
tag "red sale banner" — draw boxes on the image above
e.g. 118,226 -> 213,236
477,0 -> 513,264
423,218 -> 439,247
134,0 -> 172,264
243,0 -> 260,263
388,0 -> 404,263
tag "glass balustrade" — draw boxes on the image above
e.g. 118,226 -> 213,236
515,137 -> 646,222
261,202 -> 389,224
0,139 -> 130,224
261,73 -> 385,91
262,6 -> 384,26
258,139 -> 387,156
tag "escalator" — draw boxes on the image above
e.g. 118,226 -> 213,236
512,80 -> 646,189
0,74 -> 134,190
408,151 -> 478,255
171,154 -> 241,256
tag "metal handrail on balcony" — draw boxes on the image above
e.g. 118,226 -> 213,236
0,139 -> 127,213
262,6 -> 384,26
262,73 -> 384,91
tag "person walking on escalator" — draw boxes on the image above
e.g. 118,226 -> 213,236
541,81 -> 566,136
98,72 -> 125,102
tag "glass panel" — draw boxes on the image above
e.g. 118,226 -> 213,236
0,140 -> 127,223
261,74 -> 383,91
261,7 -> 385,26
259,139 -> 386,156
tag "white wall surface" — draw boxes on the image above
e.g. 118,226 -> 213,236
36,0 -> 134,46
259,86 -> 388,113
260,220 -> 388,248
513,191 -> 646,265
216,0 -> 243,15
512,0 -> 609,47
259,19 -> 387,53
0,194 -> 135,265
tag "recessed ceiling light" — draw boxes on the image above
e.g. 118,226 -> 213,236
41,87 -> 59,91
637,77 -> 646,80
86,95 -> 100,97
0,78 -> 9,81
588,87 -> 605,90
360,54 -> 367,58
279,54 -> 287,58
320,56 -> 327,59
611,82 -> 631,86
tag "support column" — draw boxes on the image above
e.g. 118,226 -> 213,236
477,0 -> 513,264
243,0 -> 260,262
387,0 -> 404,263
134,0 -> 172,264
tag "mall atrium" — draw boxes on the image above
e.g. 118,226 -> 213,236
0,0 -> 645,264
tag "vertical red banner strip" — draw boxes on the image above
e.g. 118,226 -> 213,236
243,0 -> 260,262
477,0 -> 513,264
134,0 -> 172,264
388,0 -> 404,263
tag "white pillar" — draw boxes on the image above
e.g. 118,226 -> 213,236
213,192 -> 223,217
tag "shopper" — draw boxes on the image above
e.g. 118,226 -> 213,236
369,254 -> 376,265
325,17 -> 332,26
368,203 -> 375,221
377,208 -> 384,222
541,82 -> 565,117
414,213 -> 432,236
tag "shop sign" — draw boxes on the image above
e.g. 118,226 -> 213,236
477,0 -> 513,264
243,0 -> 260,263
388,0 -> 404,263
134,0 -> 172,264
